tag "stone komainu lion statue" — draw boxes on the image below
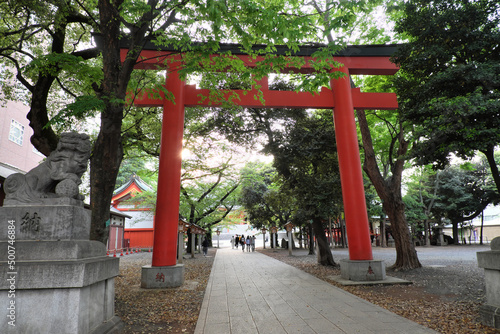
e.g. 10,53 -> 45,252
4,132 -> 91,204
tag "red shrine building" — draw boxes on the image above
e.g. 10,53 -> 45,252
111,174 -> 155,250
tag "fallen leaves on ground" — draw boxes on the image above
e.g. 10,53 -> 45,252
115,249 -> 215,334
115,247 -> 499,334
260,248 -> 499,334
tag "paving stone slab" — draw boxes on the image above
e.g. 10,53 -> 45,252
195,248 -> 437,334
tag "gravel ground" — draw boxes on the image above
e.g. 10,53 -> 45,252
115,245 -> 500,334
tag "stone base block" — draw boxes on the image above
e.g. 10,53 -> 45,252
141,264 -> 185,288
0,239 -> 121,333
479,304 -> 500,329
340,259 -> 386,281
0,278 -> 123,334
0,205 -> 91,241
0,240 -> 107,261
0,256 -> 119,290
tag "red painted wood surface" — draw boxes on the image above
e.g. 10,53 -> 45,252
331,67 -> 373,261
124,228 -> 154,248
151,66 -> 185,267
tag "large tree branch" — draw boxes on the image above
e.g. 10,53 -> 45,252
481,146 -> 500,195
196,183 -> 240,222
356,108 -> 388,198
390,125 -> 409,190
198,174 -> 223,203
455,201 -> 490,224
422,170 -> 440,218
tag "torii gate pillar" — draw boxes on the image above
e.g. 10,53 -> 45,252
332,67 -> 386,281
331,68 -> 372,261
141,67 -> 185,288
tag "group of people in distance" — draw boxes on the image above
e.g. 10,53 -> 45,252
231,235 -> 256,252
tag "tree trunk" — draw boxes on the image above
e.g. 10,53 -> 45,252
383,196 -> 421,270
27,76 -> 60,156
308,223 -> 315,255
89,112 -> 124,243
357,109 -> 421,270
482,146 -> 500,196
380,213 -> 386,247
186,231 -> 194,254
452,222 -> 460,245
26,17 -> 68,156
480,211 -> 484,245
299,228 -> 303,249
89,0 -> 125,242
328,217 -> 333,248
312,218 -> 335,266
340,218 -> 347,248
89,0 -> 138,243
423,220 -> 430,246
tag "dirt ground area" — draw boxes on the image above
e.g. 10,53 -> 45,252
115,245 -> 500,334
115,248 -> 216,334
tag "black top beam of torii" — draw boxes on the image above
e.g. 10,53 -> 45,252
93,33 -> 400,57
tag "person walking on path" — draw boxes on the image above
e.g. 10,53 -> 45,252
202,238 -> 208,256
231,236 -> 235,249
251,235 -> 256,252
240,234 -> 245,251
235,235 -> 239,249
246,236 -> 251,252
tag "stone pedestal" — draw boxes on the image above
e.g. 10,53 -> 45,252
141,264 -> 185,288
477,237 -> 500,329
340,259 -> 386,281
387,235 -> 395,247
0,204 -> 123,333
435,227 -> 447,246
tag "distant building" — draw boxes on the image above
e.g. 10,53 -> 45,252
0,100 -> 44,205
106,207 -> 132,252
443,205 -> 500,244
111,174 -> 155,248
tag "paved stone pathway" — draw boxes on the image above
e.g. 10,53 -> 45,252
195,247 -> 437,334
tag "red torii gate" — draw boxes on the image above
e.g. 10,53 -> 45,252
124,44 -> 399,286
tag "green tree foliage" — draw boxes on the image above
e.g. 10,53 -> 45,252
201,78 -> 343,265
429,162 -> 496,244
403,161 -> 497,245
123,134 -> 241,231
393,0 -> 500,194
237,109 -> 343,266
116,157 -> 157,188
268,109 -> 342,266
402,165 -> 441,246
239,162 -> 295,229
0,0 -> 354,243
179,148 -> 240,229
354,72 -> 421,269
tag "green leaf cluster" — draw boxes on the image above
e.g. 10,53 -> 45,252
393,0 -> 500,170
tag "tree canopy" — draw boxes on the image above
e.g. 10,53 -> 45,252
239,162 -> 295,229
393,0 -> 500,194
0,0 -> 366,242
430,162 -> 496,244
